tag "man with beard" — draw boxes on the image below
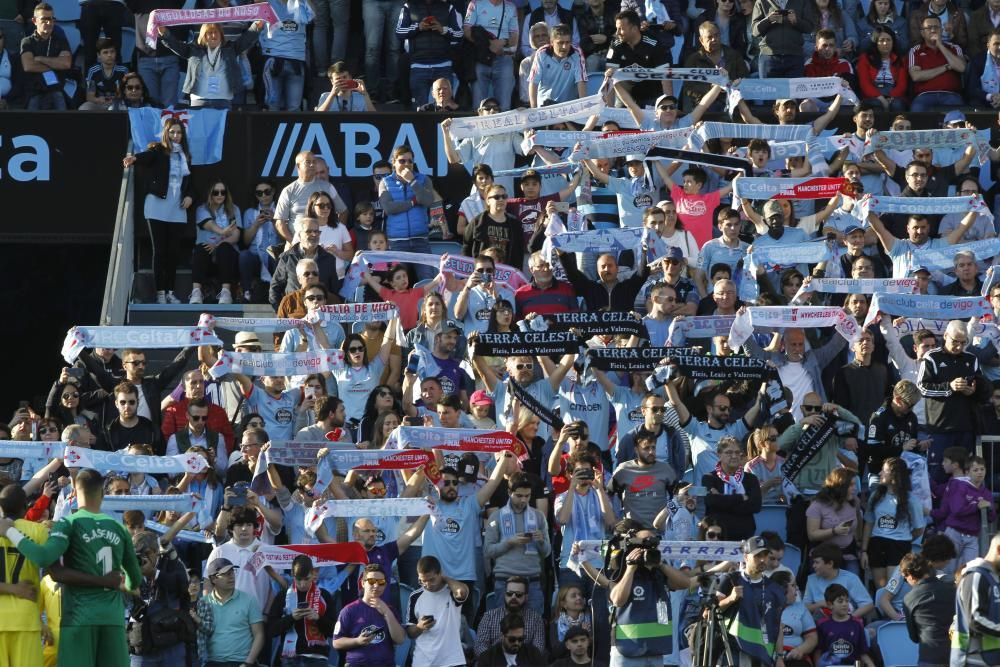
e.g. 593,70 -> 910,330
474,577 -> 547,658
483,475 -> 551,610
616,393 -> 687,473
610,432 -> 679,526
162,369 -> 234,455
421,454 -> 516,609
105,381 -> 162,453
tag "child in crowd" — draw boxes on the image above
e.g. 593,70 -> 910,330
360,262 -> 444,330
815,584 -> 876,667
82,38 -> 127,110
931,455 -> 996,575
352,202 -> 378,253
932,445 -> 969,506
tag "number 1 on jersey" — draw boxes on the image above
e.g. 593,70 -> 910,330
96,545 -> 113,575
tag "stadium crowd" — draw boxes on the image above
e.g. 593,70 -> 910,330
4,0 -> 1000,667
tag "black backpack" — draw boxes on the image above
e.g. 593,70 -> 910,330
127,600 -> 196,655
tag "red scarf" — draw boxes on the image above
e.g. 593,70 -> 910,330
715,462 -> 745,495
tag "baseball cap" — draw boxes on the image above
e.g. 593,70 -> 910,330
943,110 -> 966,126
458,452 -> 480,482
625,154 -> 645,163
439,320 -> 462,335
654,94 -> 676,108
520,169 -> 541,183
775,98 -> 795,107
234,331 -> 261,348
664,247 -> 684,261
470,390 -> 493,407
762,200 -> 783,218
909,265 -> 931,276
206,558 -> 237,577
843,224 -> 864,236
742,536 -> 769,556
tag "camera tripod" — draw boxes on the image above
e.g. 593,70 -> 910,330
690,598 -> 737,667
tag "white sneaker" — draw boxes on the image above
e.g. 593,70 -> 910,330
218,287 -> 233,304
165,291 -> 182,304
156,291 -> 167,304
189,287 -> 204,304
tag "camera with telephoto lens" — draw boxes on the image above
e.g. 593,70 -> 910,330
626,533 -> 662,568
695,573 -> 720,608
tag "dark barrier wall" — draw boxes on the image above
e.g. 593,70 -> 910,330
5,109 -> 1000,244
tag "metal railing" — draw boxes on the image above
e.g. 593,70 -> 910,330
100,141 -> 136,326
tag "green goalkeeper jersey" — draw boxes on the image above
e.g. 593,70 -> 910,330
12,509 -> 141,627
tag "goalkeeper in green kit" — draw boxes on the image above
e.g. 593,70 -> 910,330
0,468 -> 142,667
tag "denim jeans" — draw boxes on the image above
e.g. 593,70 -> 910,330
909,91 -> 964,112
388,237 -> 436,281
80,0 -> 127,68
473,55 -> 515,110
138,55 -> 181,108
27,90 -> 67,110
757,53 -> 805,78
928,431 -> 975,484
130,643 -> 186,666
363,0 -> 403,89
410,64 -> 452,107
263,57 -> 306,111
312,0 -> 350,71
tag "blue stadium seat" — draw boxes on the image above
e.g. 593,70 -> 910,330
876,621 -> 919,667
781,544 -> 801,575
755,504 -> 788,541
50,0 -> 81,22
586,72 -> 604,96
429,240 -> 461,257
58,21 -> 80,55
399,582 -> 414,616
671,36 -> 685,70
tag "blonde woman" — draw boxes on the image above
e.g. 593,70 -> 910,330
191,180 -> 242,304
745,426 -> 787,504
158,20 -> 263,108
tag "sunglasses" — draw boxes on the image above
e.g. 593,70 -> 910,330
40,426 -> 60,434
505,591 -> 526,597
125,360 -> 146,366
515,363 -> 534,370
62,393 -> 79,399
118,399 -> 137,405
645,406 -> 667,413
212,189 -> 227,196
481,105 -> 500,111
658,104 -> 678,110
348,346 -> 365,353
367,486 -> 387,497
188,414 -> 207,422
440,479 -> 459,487
706,531 -> 722,539
365,578 -> 387,586
378,390 -> 393,397
801,405 -> 823,413
255,188 -> 273,196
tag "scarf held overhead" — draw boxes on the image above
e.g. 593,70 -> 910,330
145,3 -> 278,47
61,326 -> 222,363
863,293 -> 992,329
473,331 -> 581,357
209,350 -> 345,379
668,353 -> 774,381
447,94 -> 605,139
585,346 -> 697,371
63,446 -> 208,474
728,306 -> 860,349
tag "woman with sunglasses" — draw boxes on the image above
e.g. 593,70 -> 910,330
279,284 -> 346,357
806,467 -> 862,575
45,369 -> 101,447
292,373 -> 330,435
745,426 -> 787,504
111,71 -> 154,109
123,117 -> 193,305
702,435 -> 762,541
240,179 -> 279,303
334,322 -> 400,425
309,191 -> 354,278
462,184 -> 524,270
357,386 -> 401,446
191,180 -> 242,304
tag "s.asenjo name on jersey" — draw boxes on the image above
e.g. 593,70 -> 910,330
258,120 -> 448,178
